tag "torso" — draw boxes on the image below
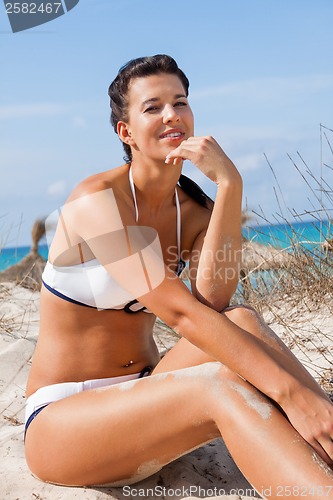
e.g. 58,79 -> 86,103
26,164 -> 212,397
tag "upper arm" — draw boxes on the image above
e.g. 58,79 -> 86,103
189,229 -> 207,299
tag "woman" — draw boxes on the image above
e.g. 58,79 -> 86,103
25,55 -> 333,496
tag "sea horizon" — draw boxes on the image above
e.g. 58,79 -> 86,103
0,218 -> 332,272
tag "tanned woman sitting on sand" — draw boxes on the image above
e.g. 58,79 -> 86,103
24,54 -> 333,498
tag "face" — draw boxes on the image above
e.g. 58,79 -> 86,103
120,73 -> 194,163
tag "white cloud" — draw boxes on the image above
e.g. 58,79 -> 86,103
1,146 -> 49,167
0,103 -> 67,120
72,115 -> 87,128
190,74 -> 333,102
234,153 -> 263,173
47,180 -> 67,197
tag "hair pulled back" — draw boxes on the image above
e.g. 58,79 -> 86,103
108,54 -> 212,209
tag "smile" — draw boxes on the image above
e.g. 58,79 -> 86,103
159,130 -> 185,140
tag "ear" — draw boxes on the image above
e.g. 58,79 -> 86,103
117,121 -> 135,146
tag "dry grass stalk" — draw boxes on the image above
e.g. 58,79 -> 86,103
235,126 -> 333,394
0,218 -> 46,291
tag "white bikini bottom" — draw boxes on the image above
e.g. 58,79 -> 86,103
24,367 -> 152,436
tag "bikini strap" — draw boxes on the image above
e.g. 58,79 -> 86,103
128,167 -> 182,260
129,167 -> 139,223
175,187 -> 181,262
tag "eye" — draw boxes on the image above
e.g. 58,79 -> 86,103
144,106 -> 160,113
175,101 -> 187,107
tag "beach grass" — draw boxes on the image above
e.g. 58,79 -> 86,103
237,126 -> 333,312
0,284 -> 15,334
236,125 -> 333,397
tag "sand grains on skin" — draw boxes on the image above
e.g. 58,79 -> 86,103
228,381 -> 272,421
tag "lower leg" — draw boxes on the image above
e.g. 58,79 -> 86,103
209,367 -> 333,498
154,319 -> 333,496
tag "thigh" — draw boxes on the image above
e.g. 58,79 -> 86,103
25,365 -> 221,487
153,305 -> 250,374
153,336 -> 216,374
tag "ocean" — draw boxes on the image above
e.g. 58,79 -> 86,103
243,218 -> 332,251
0,244 -> 48,272
0,219 -> 332,272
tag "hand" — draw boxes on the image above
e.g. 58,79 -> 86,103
165,135 -> 241,187
281,385 -> 333,466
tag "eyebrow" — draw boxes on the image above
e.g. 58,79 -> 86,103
142,94 -> 187,107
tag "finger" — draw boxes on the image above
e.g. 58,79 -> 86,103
316,435 -> 333,464
165,148 -> 184,160
164,137 -> 198,160
310,437 -> 333,466
173,157 -> 183,166
164,156 -> 183,165
165,145 -> 197,164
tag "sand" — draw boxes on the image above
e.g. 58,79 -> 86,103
0,282 -> 332,500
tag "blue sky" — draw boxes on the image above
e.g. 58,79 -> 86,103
1,0 -> 333,246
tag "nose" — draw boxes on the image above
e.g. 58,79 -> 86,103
162,104 -> 180,124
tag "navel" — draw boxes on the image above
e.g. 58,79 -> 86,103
123,360 -> 134,368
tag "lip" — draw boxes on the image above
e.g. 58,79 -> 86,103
159,128 -> 185,140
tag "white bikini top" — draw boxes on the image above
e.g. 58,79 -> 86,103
42,168 -> 185,313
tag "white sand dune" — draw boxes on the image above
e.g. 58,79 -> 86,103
1,283 -> 332,499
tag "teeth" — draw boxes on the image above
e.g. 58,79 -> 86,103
163,132 -> 182,138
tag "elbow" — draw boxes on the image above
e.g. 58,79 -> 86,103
172,299 -> 217,351
193,266 -> 241,312
172,308 -> 196,341
192,284 -> 237,313
168,309 -> 186,334
167,299 -> 199,340
158,295 -> 196,336
192,293 -> 226,313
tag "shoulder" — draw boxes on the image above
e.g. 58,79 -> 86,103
59,164 -> 134,236
48,165 -> 131,263
67,164 -> 129,203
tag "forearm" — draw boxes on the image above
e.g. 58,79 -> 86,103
194,179 -> 243,310
175,299 -> 323,405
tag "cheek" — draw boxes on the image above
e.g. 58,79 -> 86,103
185,109 -> 194,131
138,116 -> 156,134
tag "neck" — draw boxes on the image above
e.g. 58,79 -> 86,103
130,159 -> 182,211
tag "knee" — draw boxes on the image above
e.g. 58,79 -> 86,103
200,363 -> 273,422
177,362 -> 239,390
192,362 -> 243,392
